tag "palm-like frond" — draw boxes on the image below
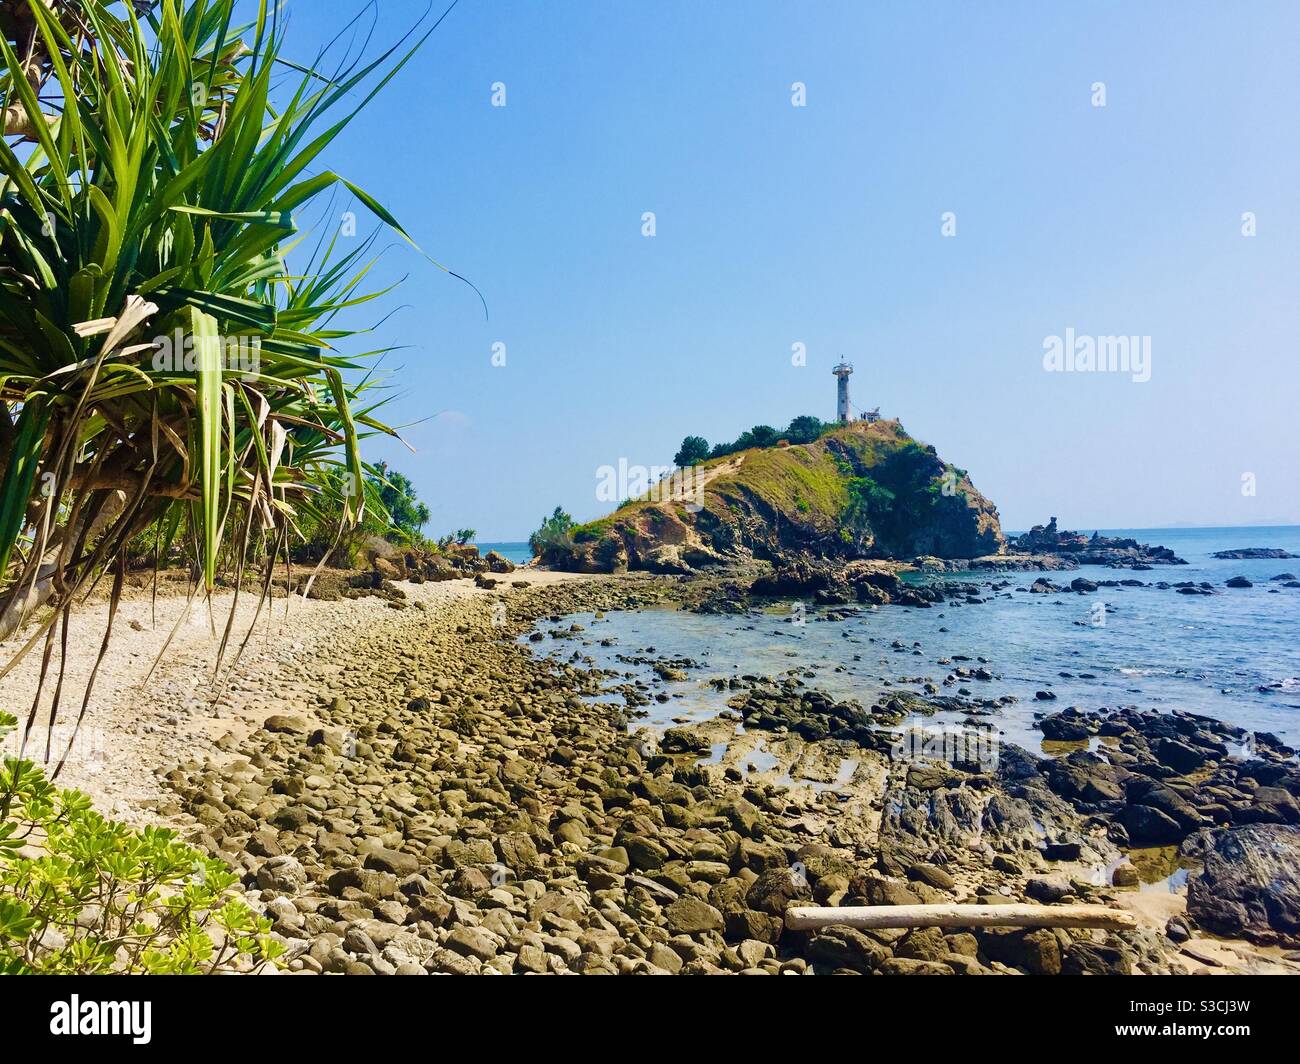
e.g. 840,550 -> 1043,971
0,0 -> 447,773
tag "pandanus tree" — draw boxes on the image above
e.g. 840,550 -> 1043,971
0,0 -> 456,773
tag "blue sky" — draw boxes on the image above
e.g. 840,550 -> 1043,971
270,0 -> 1299,539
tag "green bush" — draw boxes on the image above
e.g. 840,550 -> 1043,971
841,442 -> 946,553
293,464 -> 433,566
0,712 -> 281,974
529,506 -> 576,556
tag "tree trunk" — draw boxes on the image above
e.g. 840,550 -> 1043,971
0,490 -> 126,642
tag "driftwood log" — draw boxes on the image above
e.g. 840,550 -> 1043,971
785,904 -> 1136,932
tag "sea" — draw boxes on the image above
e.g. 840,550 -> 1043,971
520,526 -> 1300,753
475,541 -> 535,566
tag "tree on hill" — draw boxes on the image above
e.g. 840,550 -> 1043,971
727,424 -> 780,453
673,436 -> 710,468
784,415 -> 826,445
698,417 -> 830,460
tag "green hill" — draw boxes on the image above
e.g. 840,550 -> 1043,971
543,419 -> 1004,572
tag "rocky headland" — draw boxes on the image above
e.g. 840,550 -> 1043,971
543,420 -> 1005,574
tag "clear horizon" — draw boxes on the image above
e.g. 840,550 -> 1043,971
272,1 -> 1299,539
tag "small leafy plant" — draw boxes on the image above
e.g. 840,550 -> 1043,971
0,712 -> 281,974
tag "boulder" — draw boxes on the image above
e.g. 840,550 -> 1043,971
1153,738 -> 1207,774
1117,804 -> 1184,846
1185,824 -> 1300,941
806,926 -> 889,972
746,867 -> 812,915
255,855 -> 307,893
664,897 -> 725,935
1061,942 -> 1131,975
263,714 -> 308,734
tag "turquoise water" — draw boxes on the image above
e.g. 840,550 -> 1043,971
527,526 -> 1300,753
475,541 -> 533,565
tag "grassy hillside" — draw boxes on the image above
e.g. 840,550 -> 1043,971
546,420 -> 1004,572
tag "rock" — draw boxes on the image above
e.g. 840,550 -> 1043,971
1061,942 -> 1132,975
1041,840 -> 1081,861
364,848 -> 420,876
736,939 -> 774,968
1039,715 -> 1092,742
894,926 -> 948,962
979,928 -> 1061,975
515,944 -> 549,974
255,855 -> 307,893
664,897 -> 725,935
343,926 -> 380,956
270,806 -> 311,831
1118,804 -> 1184,846
430,948 -> 478,975
746,867 -> 812,916
621,834 -> 669,871
907,863 -> 956,891
1111,864 -> 1139,888
1125,777 -> 1202,832
648,943 -> 683,973
878,957 -> 952,975
1153,738 -> 1208,774
806,926 -> 889,972
1224,576 -> 1253,588
1017,929 -> 1062,975
726,909 -> 784,944
1024,877 -> 1071,903
444,926 -> 499,962
661,727 -> 712,754
326,867 -> 399,899
1185,824 -> 1300,940
483,551 -> 515,573
263,714 -> 309,734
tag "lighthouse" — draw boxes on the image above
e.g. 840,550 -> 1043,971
832,359 -> 853,423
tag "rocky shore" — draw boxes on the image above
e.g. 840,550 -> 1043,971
5,561 -> 1296,975
162,572 -> 1179,977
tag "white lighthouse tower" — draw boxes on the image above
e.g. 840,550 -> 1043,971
832,359 -> 853,423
